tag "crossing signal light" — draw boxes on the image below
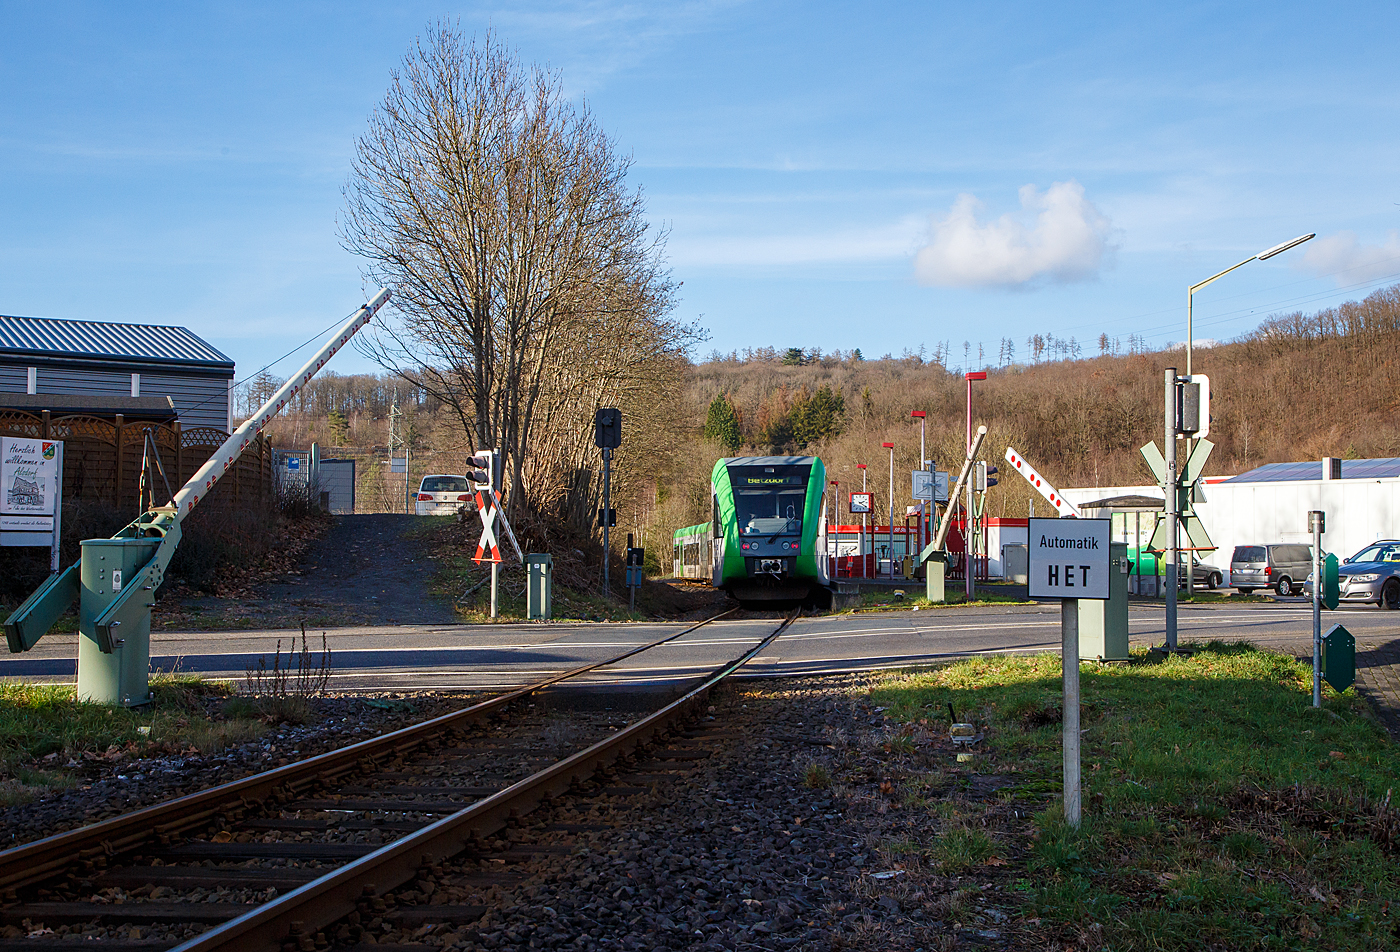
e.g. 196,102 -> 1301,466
594,408 -> 622,449
975,461 -> 998,492
468,450 -> 494,493
597,507 -> 617,528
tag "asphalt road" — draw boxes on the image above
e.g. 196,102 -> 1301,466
4,600 -> 1396,691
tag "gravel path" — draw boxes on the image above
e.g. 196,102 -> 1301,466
167,514 -> 460,628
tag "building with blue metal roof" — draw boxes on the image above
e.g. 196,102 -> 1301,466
0,314 -> 234,432
1224,458 -> 1400,483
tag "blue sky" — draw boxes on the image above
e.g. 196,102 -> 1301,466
2,1 -> 1397,380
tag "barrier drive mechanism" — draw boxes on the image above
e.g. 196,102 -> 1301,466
3,289 -> 393,706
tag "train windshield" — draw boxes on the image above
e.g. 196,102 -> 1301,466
729,464 -> 810,537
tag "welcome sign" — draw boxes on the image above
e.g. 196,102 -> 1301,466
1,437 -> 62,545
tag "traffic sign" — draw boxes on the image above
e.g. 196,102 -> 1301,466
911,471 -> 949,502
473,492 -> 503,563
1028,518 -> 1111,600
1323,553 -> 1340,610
1181,438 -> 1214,484
1148,512 -> 1214,553
1140,441 -> 1165,484
1322,623 -> 1354,692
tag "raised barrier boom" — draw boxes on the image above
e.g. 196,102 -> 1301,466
3,288 -> 392,705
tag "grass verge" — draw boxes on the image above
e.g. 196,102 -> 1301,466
865,642 -> 1399,949
847,590 -> 1036,612
0,675 -> 265,807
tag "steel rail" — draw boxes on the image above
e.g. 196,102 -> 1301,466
170,608 -> 800,952
0,610 -> 736,892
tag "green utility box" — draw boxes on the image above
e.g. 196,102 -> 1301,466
926,556 -> 945,603
1322,623 -> 1355,692
77,538 -> 160,706
1079,542 -> 1130,661
526,553 -> 553,620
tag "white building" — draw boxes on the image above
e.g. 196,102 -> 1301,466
1062,457 -> 1400,582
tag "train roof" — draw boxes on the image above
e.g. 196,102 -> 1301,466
719,456 -> 821,466
674,523 -> 708,539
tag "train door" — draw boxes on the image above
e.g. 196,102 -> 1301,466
711,492 -> 722,586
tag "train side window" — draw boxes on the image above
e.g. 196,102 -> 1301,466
712,496 -> 720,537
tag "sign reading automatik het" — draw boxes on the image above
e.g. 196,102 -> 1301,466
1028,517 -> 1111,600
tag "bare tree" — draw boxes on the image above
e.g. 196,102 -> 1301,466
342,25 -> 697,535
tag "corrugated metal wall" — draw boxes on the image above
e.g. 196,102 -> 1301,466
140,372 -> 230,431
0,362 -> 230,431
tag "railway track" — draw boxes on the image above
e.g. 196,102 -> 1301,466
0,609 -> 798,951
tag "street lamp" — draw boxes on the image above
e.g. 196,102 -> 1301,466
963,371 -> 986,454
857,463 -> 867,577
1186,233 -> 1313,376
1165,232 -> 1314,650
911,411 -> 927,554
882,442 -> 896,578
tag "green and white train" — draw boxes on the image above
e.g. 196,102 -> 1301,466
672,456 -> 831,606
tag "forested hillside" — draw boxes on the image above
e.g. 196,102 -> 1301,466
251,283 -> 1400,570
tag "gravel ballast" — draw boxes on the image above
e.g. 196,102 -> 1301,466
1,676 -> 1037,950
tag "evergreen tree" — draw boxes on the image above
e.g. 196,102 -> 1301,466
851,348 -> 864,362
702,393 -> 744,454
781,347 -> 806,366
790,385 -> 846,445
327,409 -> 350,444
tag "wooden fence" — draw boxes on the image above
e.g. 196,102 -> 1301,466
0,409 -> 274,512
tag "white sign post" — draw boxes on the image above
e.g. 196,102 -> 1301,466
1,437 -> 64,572
1029,517 -> 1111,829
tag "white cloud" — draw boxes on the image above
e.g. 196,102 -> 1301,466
913,181 -> 1118,289
1295,231 -> 1400,286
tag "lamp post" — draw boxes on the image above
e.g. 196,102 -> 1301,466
964,371 -> 986,454
1186,233 -> 1314,377
882,442 -> 896,578
911,411 -> 927,553
1164,232 -> 1315,648
857,463 -> 867,577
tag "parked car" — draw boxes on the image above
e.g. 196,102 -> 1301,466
415,474 -> 473,516
1185,558 -> 1224,590
1304,539 -> 1400,609
1229,543 -> 1313,596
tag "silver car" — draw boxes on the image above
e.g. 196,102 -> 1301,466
1305,540 -> 1400,609
415,474 -> 474,516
